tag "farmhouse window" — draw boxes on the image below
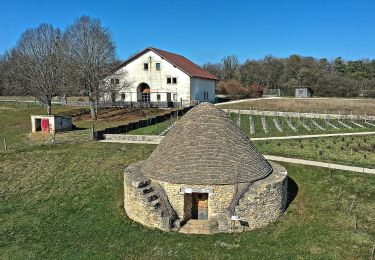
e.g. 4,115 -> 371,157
172,77 -> 177,84
156,63 -> 161,71
144,63 -> 149,70
110,79 -> 115,84
157,94 -> 161,101
115,78 -> 120,84
167,77 -> 171,84
121,93 -> 125,100
173,94 -> 177,101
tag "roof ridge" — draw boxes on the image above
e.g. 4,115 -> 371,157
110,47 -> 218,80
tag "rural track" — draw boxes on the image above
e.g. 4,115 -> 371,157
264,155 -> 375,175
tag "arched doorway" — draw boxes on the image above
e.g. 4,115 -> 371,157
137,83 -> 150,103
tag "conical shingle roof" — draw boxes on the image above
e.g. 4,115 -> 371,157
141,103 -> 273,185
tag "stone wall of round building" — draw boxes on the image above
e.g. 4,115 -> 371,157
159,181 -> 236,221
123,161 -> 288,233
233,162 -> 288,231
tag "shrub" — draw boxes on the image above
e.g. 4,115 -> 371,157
246,84 -> 264,98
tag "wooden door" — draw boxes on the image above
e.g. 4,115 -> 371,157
192,193 -> 208,220
41,119 -> 49,133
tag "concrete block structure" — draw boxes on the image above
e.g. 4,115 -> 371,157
31,115 -> 72,134
294,86 -> 313,98
123,103 -> 288,234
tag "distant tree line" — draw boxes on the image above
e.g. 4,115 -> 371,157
203,55 -> 375,99
1,17 -> 375,117
0,15 -> 118,119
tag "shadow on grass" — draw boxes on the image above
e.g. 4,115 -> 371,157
72,126 -> 88,131
286,176 -> 298,210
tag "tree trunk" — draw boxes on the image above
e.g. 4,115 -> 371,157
89,99 -> 97,120
46,100 -> 52,115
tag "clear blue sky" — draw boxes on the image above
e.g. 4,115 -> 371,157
0,0 -> 374,64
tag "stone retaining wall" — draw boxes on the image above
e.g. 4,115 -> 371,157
104,134 -> 163,144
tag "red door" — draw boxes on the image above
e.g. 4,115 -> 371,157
41,119 -> 49,133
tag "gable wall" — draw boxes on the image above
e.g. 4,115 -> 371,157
190,78 -> 216,102
105,50 -> 191,102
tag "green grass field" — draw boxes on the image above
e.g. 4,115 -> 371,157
1,103 -> 375,259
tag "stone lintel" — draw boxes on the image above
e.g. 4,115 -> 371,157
180,187 -> 214,195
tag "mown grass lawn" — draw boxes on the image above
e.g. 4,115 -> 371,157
1,103 -> 375,259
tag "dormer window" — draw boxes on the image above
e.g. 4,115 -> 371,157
144,63 -> 149,70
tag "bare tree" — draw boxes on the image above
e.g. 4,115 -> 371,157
0,53 -> 10,95
222,55 -> 240,81
101,69 -> 133,104
63,15 -> 116,120
9,24 -> 63,114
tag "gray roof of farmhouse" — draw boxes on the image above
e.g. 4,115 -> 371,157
141,103 -> 273,185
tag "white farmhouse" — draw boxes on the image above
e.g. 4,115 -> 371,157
102,47 -> 218,107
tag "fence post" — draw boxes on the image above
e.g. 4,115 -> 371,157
4,139 -> 7,150
91,124 -> 96,141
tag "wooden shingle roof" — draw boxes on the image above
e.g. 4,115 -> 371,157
141,103 -> 273,185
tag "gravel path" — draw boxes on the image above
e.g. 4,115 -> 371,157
264,155 -> 375,175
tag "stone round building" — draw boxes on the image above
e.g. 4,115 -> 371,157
124,103 -> 288,234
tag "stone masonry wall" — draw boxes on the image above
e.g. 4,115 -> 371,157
123,164 -> 165,230
105,134 -> 163,144
234,162 -> 288,230
160,182 -> 236,221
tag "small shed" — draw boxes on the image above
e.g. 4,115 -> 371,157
31,115 -> 72,133
294,86 -> 313,98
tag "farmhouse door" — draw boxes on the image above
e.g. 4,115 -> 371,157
166,93 -> 173,108
41,119 -> 49,133
192,193 -> 208,220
